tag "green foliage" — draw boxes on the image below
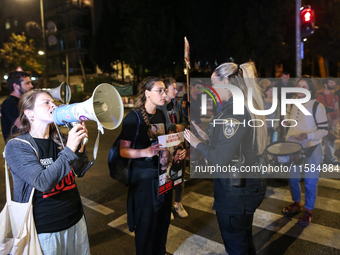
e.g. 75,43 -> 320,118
0,33 -> 43,73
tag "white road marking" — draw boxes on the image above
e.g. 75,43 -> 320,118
182,191 -> 340,250
107,213 -> 226,254
81,196 -> 114,215
266,186 -> 340,214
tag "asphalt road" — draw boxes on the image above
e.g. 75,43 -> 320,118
1,105 -> 340,254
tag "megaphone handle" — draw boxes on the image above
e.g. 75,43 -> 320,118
78,137 -> 88,153
82,137 -> 88,145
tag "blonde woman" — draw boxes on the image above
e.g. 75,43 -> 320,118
184,61 -> 267,255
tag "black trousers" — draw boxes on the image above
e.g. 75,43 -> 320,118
173,182 -> 183,203
216,211 -> 256,255
132,180 -> 173,255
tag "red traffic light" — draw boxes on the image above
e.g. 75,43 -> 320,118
303,9 -> 312,22
300,5 -> 315,39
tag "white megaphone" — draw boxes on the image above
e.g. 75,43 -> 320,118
52,83 -> 124,133
46,82 -> 72,104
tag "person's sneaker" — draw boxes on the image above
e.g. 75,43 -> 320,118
174,202 -> 188,218
298,210 -> 313,226
185,166 -> 190,175
171,212 -> 174,220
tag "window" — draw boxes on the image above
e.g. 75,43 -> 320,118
6,20 -> 10,30
60,38 -> 64,51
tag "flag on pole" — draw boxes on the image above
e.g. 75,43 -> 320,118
184,36 -> 190,69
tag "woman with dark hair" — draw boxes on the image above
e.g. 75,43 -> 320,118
282,77 -> 328,226
119,77 -> 172,255
184,61 -> 267,254
263,85 -> 280,144
4,90 -> 90,254
158,77 -> 188,219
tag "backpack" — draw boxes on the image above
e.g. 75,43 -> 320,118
108,111 -> 140,186
312,100 -> 328,130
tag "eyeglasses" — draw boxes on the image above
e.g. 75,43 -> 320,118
151,89 -> 168,95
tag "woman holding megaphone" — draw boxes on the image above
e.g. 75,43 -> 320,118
5,90 -> 90,255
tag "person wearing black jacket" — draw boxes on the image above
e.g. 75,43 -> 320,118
158,77 -> 188,219
184,62 -> 267,255
1,71 -> 33,142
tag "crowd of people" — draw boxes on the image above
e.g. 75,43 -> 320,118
1,65 -> 338,254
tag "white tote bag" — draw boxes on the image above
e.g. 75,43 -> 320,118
0,149 -> 43,254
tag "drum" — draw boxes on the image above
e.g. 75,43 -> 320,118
266,141 -> 304,166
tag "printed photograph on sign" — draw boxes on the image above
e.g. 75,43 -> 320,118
158,132 -> 185,195
149,124 -> 165,142
169,144 -> 184,186
158,150 -> 172,195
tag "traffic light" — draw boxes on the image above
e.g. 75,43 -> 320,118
300,5 -> 315,39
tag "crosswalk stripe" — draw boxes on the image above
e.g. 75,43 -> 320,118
168,226 -> 226,254
255,209 -> 340,250
266,187 -> 340,214
318,178 -> 340,190
181,191 -> 340,250
107,213 -> 132,236
106,184 -> 340,253
107,213 -> 226,254
81,196 -> 114,215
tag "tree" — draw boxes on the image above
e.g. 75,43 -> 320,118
92,0 -> 123,75
119,0 -> 184,78
0,32 -> 43,73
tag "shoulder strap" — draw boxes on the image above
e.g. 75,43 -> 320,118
312,100 -> 328,130
312,100 -> 319,127
131,110 -> 141,149
4,138 -> 37,203
10,138 -> 40,159
126,111 -> 141,170
319,92 -> 327,105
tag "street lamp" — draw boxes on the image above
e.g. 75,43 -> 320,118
40,0 -> 48,86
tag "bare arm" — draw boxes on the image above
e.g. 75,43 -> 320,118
119,139 -> 163,158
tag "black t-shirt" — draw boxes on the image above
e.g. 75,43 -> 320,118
1,95 -> 19,142
120,109 -> 166,171
166,100 -> 177,124
33,137 -> 83,234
